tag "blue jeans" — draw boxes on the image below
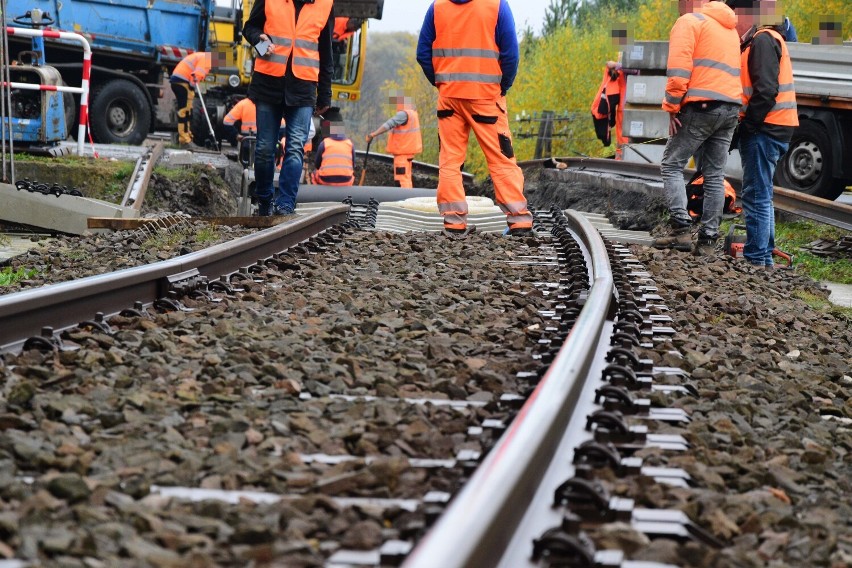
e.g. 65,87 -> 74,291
660,103 -> 739,239
739,130 -> 789,266
255,102 -> 314,212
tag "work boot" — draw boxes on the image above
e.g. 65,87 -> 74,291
442,225 -> 476,240
273,205 -> 295,216
256,201 -> 272,217
652,224 -> 692,251
179,141 -> 205,152
693,236 -> 718,257
506,227 -> 535,237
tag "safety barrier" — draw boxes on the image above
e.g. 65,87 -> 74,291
2,26 -> 92,155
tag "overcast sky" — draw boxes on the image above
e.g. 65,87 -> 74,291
369,0 -> 553,34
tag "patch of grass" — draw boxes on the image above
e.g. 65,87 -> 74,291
196,226 -> 220,244
793,289 -> 852,321
0,266 -> 38,287
58,248 -> 91,262
720,218 -> 852,284
154,165 -> 202,182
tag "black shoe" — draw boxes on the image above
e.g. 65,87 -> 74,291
256,201 -> 272,216
442,225 -> 476,239
506,227 -> 534,237
273,206 -> 295,216
693,237 -> 717,256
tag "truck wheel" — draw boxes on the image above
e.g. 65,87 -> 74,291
191,97 -> 226,148
89,79 -> 151,145
775,119 -> 844,200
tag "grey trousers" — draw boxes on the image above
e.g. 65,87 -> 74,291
660,103 -> 739,239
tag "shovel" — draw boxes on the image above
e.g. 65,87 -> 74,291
194,83 -> 221,151
358,138 -> 372,186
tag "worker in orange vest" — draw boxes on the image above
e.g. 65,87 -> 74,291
652,0 -> 742,256
170,52 -> 212,149
243,0 -> 334,216
730,0 -> 798,267
365,91 -> 422,188
416,0 -> 533,238
333,17 -> 363,42
311,120 -> 355,186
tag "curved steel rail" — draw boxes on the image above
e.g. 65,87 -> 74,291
355,149 -> 475,183
519,157 -> 852,232
0,205 -> 349,351
403,211 -> 615,568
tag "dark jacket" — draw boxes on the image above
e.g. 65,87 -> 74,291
244,0 -> 334,109
416,0 -> 519,96
742,27 -> 796,142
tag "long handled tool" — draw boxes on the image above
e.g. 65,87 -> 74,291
194,83 -> 220,151
358,138 -> 372,186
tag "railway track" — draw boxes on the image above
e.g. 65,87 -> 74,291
0,201 -> 715,567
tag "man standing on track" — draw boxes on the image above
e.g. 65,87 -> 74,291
730,0 -> 798,268
652,0 -> 742,256
365,91 -> 422,188
243,0 -> 334,216
416,0 -> 533,238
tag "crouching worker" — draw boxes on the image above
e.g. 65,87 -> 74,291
311,120 -> 355,186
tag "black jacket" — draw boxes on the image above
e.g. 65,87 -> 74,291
742,27 -> 796,142
244,0 -> 334,109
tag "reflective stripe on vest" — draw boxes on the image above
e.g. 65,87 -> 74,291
663,10 -> 742,113
740,28 -> 799,127
318,138 -> 355,183
172,52 -> 211,85
387,109 -> 423,155
254,0 -> 332,80
432,0 -> 502,99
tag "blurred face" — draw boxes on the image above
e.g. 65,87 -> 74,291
330,123 -> 345,137
814,19 -> 843,45
677,0 -> 707,16
734,0 -> 783,36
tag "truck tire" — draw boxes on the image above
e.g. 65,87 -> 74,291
775,119 -> 845,200
89,79 -> 151,145
191,96 -> 226,148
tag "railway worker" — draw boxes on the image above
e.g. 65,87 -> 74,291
311,119 -> 355,186
223,97 -> 259,146
365,91 -> 423,188
333,17 -> 363,42
652,0 -> 742,256
591,25 -> 640,159
416,0 -> 533,238
169,52 -> 212,149
730,0 -> 798,268
243,0 -> 334,216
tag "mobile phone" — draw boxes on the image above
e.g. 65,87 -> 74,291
254,39 -> 272,57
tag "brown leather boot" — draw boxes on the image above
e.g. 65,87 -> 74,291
652,225 -> 692,251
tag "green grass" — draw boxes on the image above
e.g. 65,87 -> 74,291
793,289 -> 852,321
0,266 -> 38,287
721,218 -> 852,284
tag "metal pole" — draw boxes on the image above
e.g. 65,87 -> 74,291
1,0 -> 17,183
193,82 -> 220,151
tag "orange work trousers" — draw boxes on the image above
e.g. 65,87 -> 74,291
393,154 -> 414,188
436,95 -> 532,230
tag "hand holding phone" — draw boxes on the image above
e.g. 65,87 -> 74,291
254,39 -> 272,57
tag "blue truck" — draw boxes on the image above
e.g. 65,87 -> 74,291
2,0 -> 383,146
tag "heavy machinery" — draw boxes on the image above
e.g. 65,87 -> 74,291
2,0 -> 383,146
620,41 -> 852,200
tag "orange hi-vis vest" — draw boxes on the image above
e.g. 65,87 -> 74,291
432,0 -> 502,100
254,0 -> 332,80
172,52 -> 211,86
387,109 -> 423,155
741,28 -> 799,127
663,3 -> 742,113
317,138 -> 354,185
223,98 -> 257,135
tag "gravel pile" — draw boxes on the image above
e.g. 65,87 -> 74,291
0,230 -> 551,565
586,247 -> 852,567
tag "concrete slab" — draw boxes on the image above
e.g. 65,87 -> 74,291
823,282 -> 852,308
1,182 -> 138,235
0,233 -> 52,263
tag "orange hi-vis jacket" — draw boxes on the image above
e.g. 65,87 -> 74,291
662,2 -> 742,113
223,98 -> 257,135
741,28 -> 798,127
432,0 -> 502,100
316,138 -> 355,185
254,0 -> 333,81
387,109 -> 423,155
172,52 -> 211,86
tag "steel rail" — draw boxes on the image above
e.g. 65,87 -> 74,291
519,156 -> 852,232
0,205 -> 348,351
403,211 -> 615,568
